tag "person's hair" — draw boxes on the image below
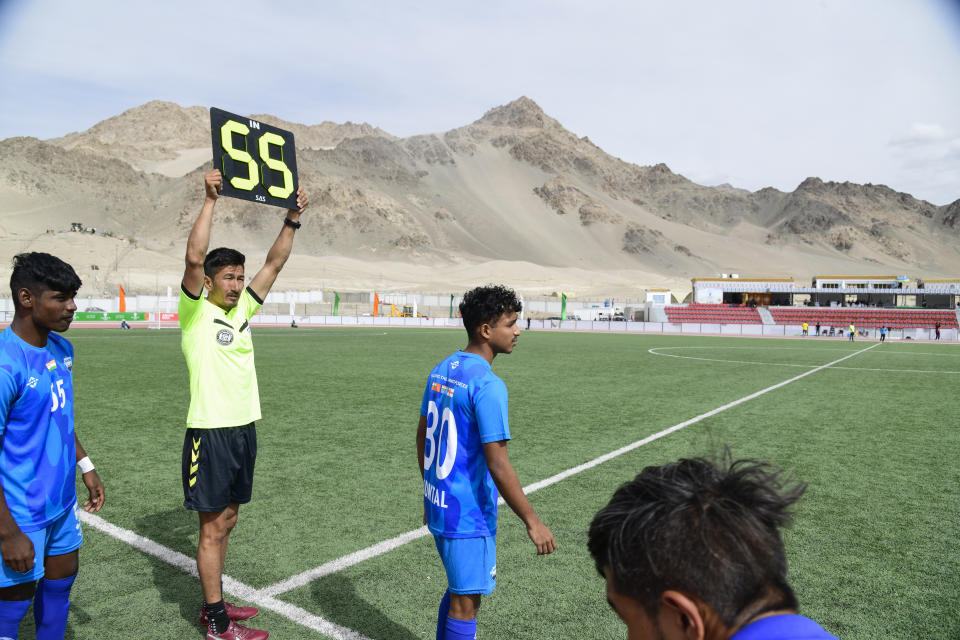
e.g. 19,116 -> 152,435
10,253 -> 82,308
203,247 -> 245,278
459,285 -> 522,338
587,451 -> 806,627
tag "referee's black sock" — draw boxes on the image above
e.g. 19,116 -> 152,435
204,600 -> 230,634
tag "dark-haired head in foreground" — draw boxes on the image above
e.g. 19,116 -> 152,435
9,252 -> 82,345
588,453 -> 839,640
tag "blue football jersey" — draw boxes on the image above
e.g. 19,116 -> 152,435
421,351 -> 511,538
0,327 -> 77,532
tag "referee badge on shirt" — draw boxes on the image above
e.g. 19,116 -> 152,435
215,329 -> 234,346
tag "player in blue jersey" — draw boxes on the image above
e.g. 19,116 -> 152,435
0,253 -> 105,640
417,285 -> 556,640
588,454 -> 839,640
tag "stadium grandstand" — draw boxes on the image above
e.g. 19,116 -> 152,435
672,274 -> 960,332
664,303 -> 763,325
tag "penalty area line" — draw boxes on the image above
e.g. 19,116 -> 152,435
262,342 -> 880,597
78,512 -> 373,640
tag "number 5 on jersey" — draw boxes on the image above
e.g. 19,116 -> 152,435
424,400 -> 457,479
50,379 -> 65,413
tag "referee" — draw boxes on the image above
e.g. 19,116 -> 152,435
179,169 -> 307,640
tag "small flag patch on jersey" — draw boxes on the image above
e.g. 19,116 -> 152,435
45,360 -> 56,371
431,382 -> 442,392
440,385 -> 455,397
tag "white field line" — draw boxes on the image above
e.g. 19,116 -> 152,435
648,346 -> 959,374
78,512 -> 373,640
261,527 -> 432,597
262,342 -> 880,597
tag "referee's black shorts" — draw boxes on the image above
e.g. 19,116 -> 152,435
182,423 -> 257,512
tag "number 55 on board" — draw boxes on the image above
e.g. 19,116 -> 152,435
209,107 -> 299,210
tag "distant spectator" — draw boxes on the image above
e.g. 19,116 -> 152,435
934,322 -> 941,341
815,322 -> 821,336
120,319 -> 131,330
588,454 -> 839,640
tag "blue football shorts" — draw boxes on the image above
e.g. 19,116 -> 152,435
434,535 -> 497,595
0,503 -> 83,587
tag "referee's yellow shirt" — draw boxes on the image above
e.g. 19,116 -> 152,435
179,285 -> 263,429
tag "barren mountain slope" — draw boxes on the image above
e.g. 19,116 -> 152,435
1,97 -> 958,297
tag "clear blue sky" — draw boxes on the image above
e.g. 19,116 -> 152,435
1,0 -> 958,204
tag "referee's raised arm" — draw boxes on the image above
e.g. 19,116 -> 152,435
247,186 -> 309,302
182,170 -> 222,298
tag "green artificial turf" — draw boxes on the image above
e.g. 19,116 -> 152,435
56,329 -> 959,639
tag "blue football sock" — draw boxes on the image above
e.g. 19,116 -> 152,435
34,573 -> 76,640
0,598 -> 31,639
435,591 -> 451,640
444,615 -> 477,640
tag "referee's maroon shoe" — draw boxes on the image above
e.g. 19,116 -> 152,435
206,620 -> 269,640
200,602 -> 260,625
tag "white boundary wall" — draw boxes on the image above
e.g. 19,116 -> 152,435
244,318 -> 958,341
1,311 -> 956,341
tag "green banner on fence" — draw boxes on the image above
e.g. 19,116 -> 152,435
73,312 -> 145,321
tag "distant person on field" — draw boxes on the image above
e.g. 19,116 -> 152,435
588,453 -> 840,640
880,326 -> 886,342
120,319 -> 130,330
935,322 -> 941,340
180,169 -> 308,640
0,252 -> 106,640
801,322 -> 808,336
417,285 -> 555,640
815,321 -> 820,336
848,323 -> 855,342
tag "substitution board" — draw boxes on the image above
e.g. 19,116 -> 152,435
210,107 -> 299,209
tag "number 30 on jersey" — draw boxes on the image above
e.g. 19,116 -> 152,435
424,400 -> 457,480
209,107 -> 299,210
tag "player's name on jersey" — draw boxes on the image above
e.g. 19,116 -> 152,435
430,373 -> 468,389
424,478 -> 449,509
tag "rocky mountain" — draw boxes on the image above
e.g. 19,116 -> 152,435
1,97 -> 958,295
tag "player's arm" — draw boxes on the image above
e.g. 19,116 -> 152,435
182,170 -> 222,297
75,435 -> 104,513
248,187 -> 309,301
0,486 -> 33,574
416,414 -> 427,479
483,441 -> 556,555
0,379 -> 34,573
416,414 -> 428,524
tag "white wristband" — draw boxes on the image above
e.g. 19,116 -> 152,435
77,456 -> 95,474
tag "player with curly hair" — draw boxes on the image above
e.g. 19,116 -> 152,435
417,284 -> 556,640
